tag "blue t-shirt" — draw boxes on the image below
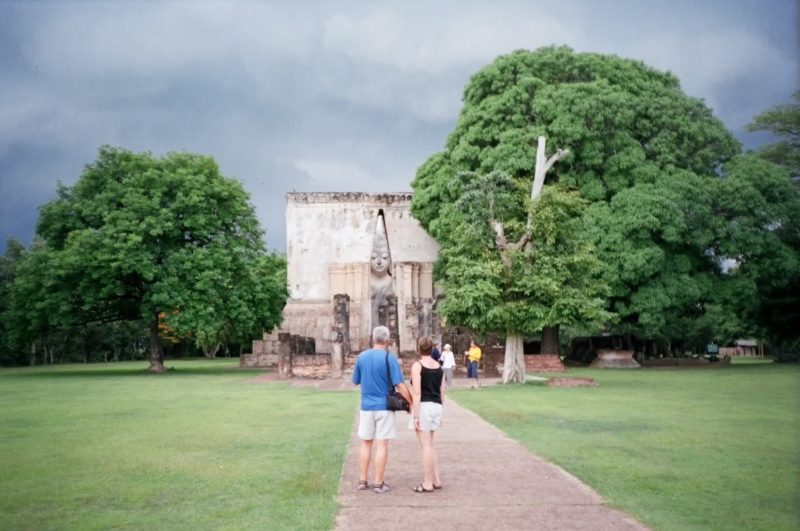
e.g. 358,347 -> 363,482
352,349 -> 405,411
431,347 -> 441,361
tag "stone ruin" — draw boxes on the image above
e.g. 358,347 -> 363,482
240,191 -> 576,378
241,192 -> 444,378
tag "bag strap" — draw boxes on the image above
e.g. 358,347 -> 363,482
384,351 -> 394,391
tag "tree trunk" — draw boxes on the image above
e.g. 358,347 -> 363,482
30,341 -> 36,366
147,312 -> 165,372
501,334 -> 526,384
541,325 -> 560,355
203,344 -> 221,359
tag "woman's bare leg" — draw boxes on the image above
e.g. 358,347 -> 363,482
418,431 -> 434,489
431,430 -> 441,487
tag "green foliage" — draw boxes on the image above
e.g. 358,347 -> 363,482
745,90 -> 800,180
3,146 -> 288,366
435,170 -> 611,336
712,155 -> 800,351
412,46 -> 798,345
0,238 -> 27,365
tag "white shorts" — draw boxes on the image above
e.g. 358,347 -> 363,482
358,410 -> 397,440
407,402 -> 443,432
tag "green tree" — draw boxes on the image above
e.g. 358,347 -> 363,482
745,90 -> 799,182
14,146 -> 287,372
0,238 -> 27,366
712,155 -> 800,353
435,169 -> 612,382
412,46 -> 741,345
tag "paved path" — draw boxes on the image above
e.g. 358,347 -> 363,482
335,400 -> 650,531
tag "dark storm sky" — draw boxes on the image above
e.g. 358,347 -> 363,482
0,0 -> 797,252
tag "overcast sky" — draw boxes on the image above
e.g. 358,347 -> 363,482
1,0 -> 797,253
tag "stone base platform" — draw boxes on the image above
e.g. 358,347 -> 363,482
590,350 -> 640,369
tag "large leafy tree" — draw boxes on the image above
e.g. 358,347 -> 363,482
712,155 -> 800,353
12,146 -> 287,371
745,90 -> 799,183
437,170 -> 612,382
412,46 -> 742,344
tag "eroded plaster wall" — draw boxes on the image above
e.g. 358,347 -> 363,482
286,193 -> 440,301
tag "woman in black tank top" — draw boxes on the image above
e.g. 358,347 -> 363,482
409,336 -> 445,493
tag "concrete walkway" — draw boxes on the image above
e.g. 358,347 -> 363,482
335,400 -> 650,531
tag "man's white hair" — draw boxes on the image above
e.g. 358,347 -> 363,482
372,326 -> 390,344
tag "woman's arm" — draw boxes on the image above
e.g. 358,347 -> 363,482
411,362 -> 422,429
410,362 -> 422,410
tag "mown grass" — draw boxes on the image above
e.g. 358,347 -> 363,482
453,359 -> 800,531
0,359 -> 358,531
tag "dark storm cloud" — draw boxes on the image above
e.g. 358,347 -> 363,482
1,0 -> 797,252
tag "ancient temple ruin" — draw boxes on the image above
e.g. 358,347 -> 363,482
241,192 -> 443,377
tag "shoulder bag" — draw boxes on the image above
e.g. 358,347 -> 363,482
385,351 -> 410,412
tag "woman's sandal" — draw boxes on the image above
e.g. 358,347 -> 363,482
357,481 -> 369,491
373,482 -> 391,494
412,485 -> 435,493
433,484 -> 443,490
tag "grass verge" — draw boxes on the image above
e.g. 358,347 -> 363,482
453,359 -> 799,531
0,359 -> 358,531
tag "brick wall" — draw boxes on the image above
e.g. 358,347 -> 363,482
524,354 -> 566,373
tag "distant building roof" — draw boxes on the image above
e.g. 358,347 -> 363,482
735,339 -> 758,347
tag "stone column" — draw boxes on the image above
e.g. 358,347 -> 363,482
278,333 -> 293,379
330,331 -> 344,378
411,263 -> 420,302
387,294 -> 400,353
419,263 -> 434,300
329,264 -> 347,301
333,294 -> 351,358
418,298 -> 434,339
346,264 -> 356,299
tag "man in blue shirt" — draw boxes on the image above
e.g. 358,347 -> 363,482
352,325 -> 412,494
431,341 -> 441,363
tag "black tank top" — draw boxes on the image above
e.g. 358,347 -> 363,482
418,362 -> 443,404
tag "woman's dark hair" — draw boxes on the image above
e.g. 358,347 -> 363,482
418,336 -> 433,357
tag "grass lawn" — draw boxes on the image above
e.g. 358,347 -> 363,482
0,359 -> 358,531
453,359 -> 800,531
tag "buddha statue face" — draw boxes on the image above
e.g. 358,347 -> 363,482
371,216 -> 391,277
371,233 -> 391,276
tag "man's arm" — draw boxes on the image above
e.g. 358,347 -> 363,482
352,358 -> 361,385
396,382 -> 412,407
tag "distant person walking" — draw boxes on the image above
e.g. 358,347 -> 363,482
408,336 -> 445,493
352,326 -> 413,494
465,339 -> 482,389
440,344 -> 455,389
431,341 -> 441,364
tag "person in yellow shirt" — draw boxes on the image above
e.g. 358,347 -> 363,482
465,339 -> 482,389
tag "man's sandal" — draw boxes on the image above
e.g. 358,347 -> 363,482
357,481 -> 369,491
373,482 -> 391,494
412,485 -> 435,493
